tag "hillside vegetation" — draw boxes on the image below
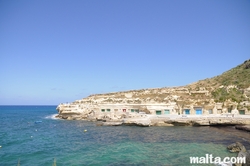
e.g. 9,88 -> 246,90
193,59 -> 250,103
200,59 -> 250,88
82,60 -> 250,110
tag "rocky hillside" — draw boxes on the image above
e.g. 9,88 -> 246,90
189,59 -> 250,109
69,60 -> 250,111
57,60 -> 250,125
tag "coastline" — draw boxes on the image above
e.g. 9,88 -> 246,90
56,113 -> 250,128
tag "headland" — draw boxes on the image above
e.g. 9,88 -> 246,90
56,60 -> 250,127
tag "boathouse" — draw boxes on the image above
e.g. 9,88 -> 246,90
194,107 -> 202,115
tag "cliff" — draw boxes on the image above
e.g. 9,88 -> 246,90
56,60 -> 250,126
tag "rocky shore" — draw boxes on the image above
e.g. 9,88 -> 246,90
56,60 -> 250,129
227,142 -> 250,166
235,125 -> 250,132
56,113 -> 250,127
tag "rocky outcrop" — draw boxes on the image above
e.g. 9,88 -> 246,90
95,118 -> 151,127
227,142 -> 247,153
162,117 -> 250,126
85,115 -> 250,127
227,142 -> 250,166
122,118 -> 151,127
235,125 -> 250,132
97,121 -> 123,126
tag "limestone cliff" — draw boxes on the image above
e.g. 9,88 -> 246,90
56,60 -> 250,124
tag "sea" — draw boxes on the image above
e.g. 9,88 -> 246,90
0,106 -> 250,166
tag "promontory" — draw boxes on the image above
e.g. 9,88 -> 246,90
56,60 -> 250,127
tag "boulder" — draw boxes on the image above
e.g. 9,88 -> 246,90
123,119 -> 151,127
227,142 -> 250,166
135,119 -> 151,127
227,142 -> 246,153
237,150 -> 250,166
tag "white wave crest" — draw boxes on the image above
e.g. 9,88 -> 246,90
45,114 -> 58,120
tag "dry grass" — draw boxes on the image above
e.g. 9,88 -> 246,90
83,60 -> 250,106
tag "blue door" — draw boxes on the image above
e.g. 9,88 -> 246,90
184,109 -> 190,115
196,109 -> 202,115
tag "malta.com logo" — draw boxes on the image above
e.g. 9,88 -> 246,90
189,154 -> 246,165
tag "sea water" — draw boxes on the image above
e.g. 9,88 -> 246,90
0,106 -> 250,166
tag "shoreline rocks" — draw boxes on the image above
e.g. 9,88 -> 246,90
227,142 -> 250,166
56,115 -> 250,128
75,116 -> 250,128
235,125 -> 250,132
56,113 -> 250,128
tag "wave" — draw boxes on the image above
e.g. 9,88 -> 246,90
45,114 -> 59,120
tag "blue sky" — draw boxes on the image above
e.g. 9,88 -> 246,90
0,0 -> 250,105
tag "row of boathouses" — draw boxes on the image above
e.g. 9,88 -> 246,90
57,103 -> 249,115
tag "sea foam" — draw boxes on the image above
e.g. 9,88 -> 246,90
45,114 -> 58,120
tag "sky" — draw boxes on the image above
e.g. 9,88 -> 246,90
0,0 -> 250,105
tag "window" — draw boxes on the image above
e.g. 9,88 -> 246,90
135,109 -> 139,113
208,110 -> 213,114
164,110 -> 170,114
106,109 -> 111,112
131,109 -> 134,112
101,109 -> 105,112
228,109 -> 232,113
239,110 -> 245,115
156,110 -> 162,115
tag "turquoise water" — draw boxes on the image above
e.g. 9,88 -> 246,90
0,106 -> 250,166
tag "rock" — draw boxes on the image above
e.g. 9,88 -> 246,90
227,142 -> 246,153
150,118 -> 173,126
123,119 -> 151,127
135,120 -> 151,127
235,125 -> 250,132
164,119 -> 192,126
67,116 -> 73,120
244,60 -> 250,69
237,150 -> 250,166
192,119 -> 210,126
227,142 -> 250,166
153,122 -> 174,126
102,121 -> 123,126
86,116 -> 96,121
